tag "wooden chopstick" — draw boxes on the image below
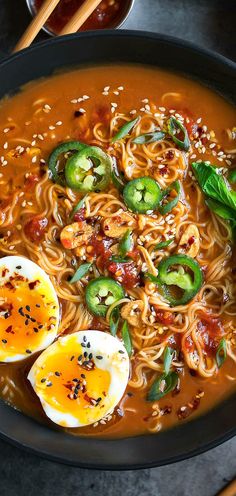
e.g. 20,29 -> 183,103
217,479 -> 236,496
59,0 -> 101,35
14,0 -> 61,52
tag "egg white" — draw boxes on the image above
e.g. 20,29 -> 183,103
28,330 -> 130,428
0,256 -> 60,362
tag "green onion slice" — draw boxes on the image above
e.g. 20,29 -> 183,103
163,346 -> 175,375
70,263 -> 92,283
167,117 -> 190,152
159,180 -> 181,215
118,230 -> 132,258
147,371 -> 178,401
112,117 -> 139,143
216,338 -> 227,368
121,320 -> 132,357
154,239 -> 174,251
133,131 -> 165,144
109,306 -> 120,336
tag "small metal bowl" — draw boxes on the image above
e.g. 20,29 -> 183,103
26,0 -> 135,37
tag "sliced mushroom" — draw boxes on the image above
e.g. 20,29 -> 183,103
60,221 -> 93,250
121,300 -> 144,327
102,212 -> 137,238
178,224 -> 200,258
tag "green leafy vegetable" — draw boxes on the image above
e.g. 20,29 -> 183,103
159,180 -> 181,215
147,371 -> 178,401
121,320 -> 132,357
192,161 -> 236,212
133,131 -> 165,144
118,229 -> 132,257
109,306 -> 120,336
167,117 -> 190,151
205,198 -> 235,221
163,346 -> 175,375
228,168 -> 236,184
70,263 -> 92,283
216,338 -> 227,368
154,239 -> 174,251
112,117 -> 139,143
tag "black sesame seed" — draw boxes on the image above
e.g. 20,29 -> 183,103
16,265 -> 22,269
26,349 -> 32,354
96,397 -> 102,403
78,355 -> 82,361
81,342 -> 86,348
84,351 -> 88,358
70,355 -> 75,361
33,327 -> 39,333
81,374 -> 85,378
19,307 -> 24,316
36,304 -> 40,308
41,378 -> 46,383
118,350 -> 125,354
26,305 -> 30,312
47,382 -> 53,387
88,353 -> 93,360
87,342 -> 91,348
83,335 -> 87,342
72,378 -> 79,383
25,314 -> 30,319
2,339 -> 7,344
25,319 -> 29,325
55,371 -> 60,377
31,317 -> 36,323
96,355 -> 103,360
38,324 -> 43,329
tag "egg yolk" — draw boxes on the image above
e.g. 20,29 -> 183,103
0,273 -> 58,356
34,345 -> 111,424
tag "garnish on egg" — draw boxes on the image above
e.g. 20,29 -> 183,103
28,330 -> 130,428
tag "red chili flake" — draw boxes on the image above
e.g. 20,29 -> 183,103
24,174 -> 40,190
28,280 -> 40,290
188,236 -> 195,246
159,165 -> 168,176
165,150 -> 175,160
5,325 -> 14,334
24,217 -> 48,242
1,268 -> 9,277
84,393 -> 97,405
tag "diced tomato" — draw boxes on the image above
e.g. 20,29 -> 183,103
24,216 -> 48,242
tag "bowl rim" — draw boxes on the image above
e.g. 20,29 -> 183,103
25,0 -> 136,36
0,30 -> 235,469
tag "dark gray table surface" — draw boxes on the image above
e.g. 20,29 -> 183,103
0,1 -> 236,495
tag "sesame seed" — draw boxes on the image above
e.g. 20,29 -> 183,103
49,125 -> 55,130
56,121 -> 62,126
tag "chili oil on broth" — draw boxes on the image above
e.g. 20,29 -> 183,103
0,64 -> 235,438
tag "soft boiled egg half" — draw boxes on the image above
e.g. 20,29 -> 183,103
28,331 -> 130,428
0,256 -> 60,362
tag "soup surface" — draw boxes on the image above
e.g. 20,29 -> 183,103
0,65 -> 236,438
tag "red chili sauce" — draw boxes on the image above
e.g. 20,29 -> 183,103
34,0 -> 126,34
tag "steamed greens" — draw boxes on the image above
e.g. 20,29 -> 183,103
192,161 -> 236,236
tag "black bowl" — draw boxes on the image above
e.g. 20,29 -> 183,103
0,31 -> 235,469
